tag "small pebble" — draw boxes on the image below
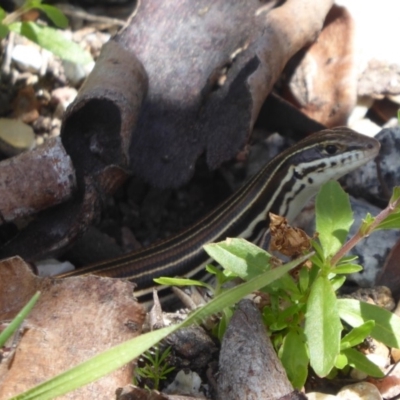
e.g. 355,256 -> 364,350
337,382 -> 382,400
0,118 -> 35,155
164,369 -> 202,396
62,59 -> 95,86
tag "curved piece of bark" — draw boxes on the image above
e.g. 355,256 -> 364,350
114,0 -> 333,188
0,137 -> 75,224
217,299 -> 294,400
61,39 -> 148,192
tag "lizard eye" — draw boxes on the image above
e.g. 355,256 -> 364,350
324,144 -> 338,155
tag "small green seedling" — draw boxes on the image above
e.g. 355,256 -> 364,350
133,346 -> 175,390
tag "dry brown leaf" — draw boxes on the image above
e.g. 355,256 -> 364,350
285,5 -> 356,127
0,257 -> 145,399
269,212 -> 311,257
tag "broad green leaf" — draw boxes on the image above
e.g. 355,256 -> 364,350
0,291 -> 40,348
330,264 -> 363,274
0,7 -> 6,21
341,348 -> 384,378
154,277 -> 213,291
338,299 -> 400,348
279,329 -> 309,389
340,321 -> 375,350
35,4 -> 68,28
315,181 -> 353,258
204,238 -> 272,280
304,276 -> 341,377
8,22 -> 92,64
12,253 -> 311,399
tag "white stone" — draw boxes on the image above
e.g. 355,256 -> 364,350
12,44 -> 43,73
36,259 -> 75,276
164,369 -> 202,396
62,59 -> 95,86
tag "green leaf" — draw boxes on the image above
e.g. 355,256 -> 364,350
329,275 -> 346,292
304,276 -> 341,377
340,321 -> 375,350
315,181 -> 353,258
0,22 -> 9,38
299,267 -> 309,293
330,264 -> 363,274
335,353 -> 348,369
0,7 -> 6,21
204,238 -> 272,280
34,4 -> 68,28
12,253 -> 311,399
0,291 -> 40,348
338,299 -> 400,348
360,213 -> 375,235
341,347 -> 384,378
374,211 -> 400,231
8,22 -> 92,64
338,255 -> 358,263
390,186 -> 400,204
153,277 -> 213,292
279,329 -> 309,389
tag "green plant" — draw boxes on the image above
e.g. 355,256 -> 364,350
0,0 -> 92,64
133,346 -> 175,390
198,181 -> 400,388
10,182 -> 400,398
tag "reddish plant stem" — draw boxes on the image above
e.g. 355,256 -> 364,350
330,196 -> 400,266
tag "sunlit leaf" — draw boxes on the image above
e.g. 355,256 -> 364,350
279,329 -> 309,389
338,299 -> 400,348
8,21 -> 92,64
204,238 -> 272,280
342,347 -> 384,378
35,4 -> 68,28
315,181 -> 353,258
305,276 -> 341,376
340,320 -> 375,350
330,264 -> 363,274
